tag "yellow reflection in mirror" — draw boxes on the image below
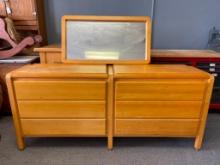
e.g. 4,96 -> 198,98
85,51 -> 120,60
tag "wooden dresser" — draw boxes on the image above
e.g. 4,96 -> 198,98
113,64 -> 213,150
6,64 -> 110,150
6,15 -> 214,151
6,64 -> 213,150
35,45 -> 220,110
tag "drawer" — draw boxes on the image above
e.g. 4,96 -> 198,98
14,80 -> 106,100
116,80 -> 206,101
21,119 -> 106,136
115,101 -> 202,119
115,119 -> 199,137
18,101 -> 105,118
197,62 -> 220,68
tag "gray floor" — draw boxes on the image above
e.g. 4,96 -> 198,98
0,114 -> 220,165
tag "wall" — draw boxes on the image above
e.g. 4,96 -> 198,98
44,0 -> 220,49
44,0 -> 153,44
153,0 -> 220,49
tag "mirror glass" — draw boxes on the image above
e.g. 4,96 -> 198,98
66,21 -> 146,60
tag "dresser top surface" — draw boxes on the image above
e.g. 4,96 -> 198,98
9,64 -> 108,78
34,44 -> 220,58
114,64 -> 211,79
152,49 -> 220,58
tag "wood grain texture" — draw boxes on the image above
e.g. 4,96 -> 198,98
14,80 -> 106,100
6,63 -> 214,150
152,49 -> 220,58
115,119 -> 199,137
39,52 -> 62,64
9,64 -> 108,78
114,65 -> 211,79
116,101 -> 202,119
34,44 -> 61,52
21,119 -> 106,136
195,77 -> 214,150
8,0 -> 36,20
33,46 -> 220,64
6,73 -> 25,150
115,80 -> 206,101
107,65 -> 114,149
18,101 -> 105,118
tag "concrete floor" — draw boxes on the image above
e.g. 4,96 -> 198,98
0,113 -> 220,165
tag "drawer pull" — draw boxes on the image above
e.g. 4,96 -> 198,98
209,68 -> 215,72
210,63 -> 216,67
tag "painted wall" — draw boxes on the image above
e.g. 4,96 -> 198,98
44,0 -> 220,49
153,0 -> 220,49
44,0 -> 153,44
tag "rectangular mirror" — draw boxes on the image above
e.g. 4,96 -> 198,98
62,16 -> 152,64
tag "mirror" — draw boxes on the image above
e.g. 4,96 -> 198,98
62,16 -> 151,64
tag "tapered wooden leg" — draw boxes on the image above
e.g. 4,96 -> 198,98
108,136 -> 113,150
17,137 -> 25,150
194,136 -> 202,151
6,74 -> 25,151
194,77 -> 214,151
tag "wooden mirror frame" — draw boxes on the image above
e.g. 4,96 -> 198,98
61,15 -> 152,64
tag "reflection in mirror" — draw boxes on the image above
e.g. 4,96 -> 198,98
66,21 -> 146,60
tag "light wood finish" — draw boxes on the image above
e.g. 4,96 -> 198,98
107,65 -> 114,150
40,52 -> 62,64
6,64 -> 108,150
6,63 -> 214,150
194,77 -> 214,150
116,101 -> 202,119
6,74 -> 25,150
33,45 -> 220,64
18,101 -> 105,118
113,64 -> 214,150
61,15 -> 152,64
152,49 -> 220,58
21,119 -> 106,136
115,119 -> 199,137
116,80 -> 206,101
9,64 -> 108,78
14,80 -> 106,100
34,45 -> 62,64
114,64 -> 211,79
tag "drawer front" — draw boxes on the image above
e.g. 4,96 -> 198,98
116,101 -> 202,119
115,119 -> 199,137
21,119 -> 106,136
14,80 -> 106,100
18,101 -> 105,118
116,80 -> 206,101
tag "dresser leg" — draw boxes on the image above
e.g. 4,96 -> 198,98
194,136 -> 202,151
108,137 -> 113,150
17,137 -> 25,150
